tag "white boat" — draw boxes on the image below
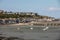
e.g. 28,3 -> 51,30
42,27 -> 49,31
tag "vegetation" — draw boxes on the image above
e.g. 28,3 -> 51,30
0,11 -> 54,19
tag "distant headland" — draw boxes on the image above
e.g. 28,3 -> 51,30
0,10 -> 60,26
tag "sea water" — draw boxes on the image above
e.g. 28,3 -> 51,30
0,25 -> 60,40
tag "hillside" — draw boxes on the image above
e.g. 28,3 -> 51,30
0,10 -> 54,19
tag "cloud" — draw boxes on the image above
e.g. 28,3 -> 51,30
48,7 -> 60,11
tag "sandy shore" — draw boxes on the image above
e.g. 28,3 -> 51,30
11,23 -> 30,25
0,23 -> 31,26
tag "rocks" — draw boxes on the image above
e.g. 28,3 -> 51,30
0,36 -> 6,40
0,36 -> 24,40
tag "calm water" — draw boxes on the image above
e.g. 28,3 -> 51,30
0,25 -> 60,40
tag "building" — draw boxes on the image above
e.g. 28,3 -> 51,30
20,12 -> 37,15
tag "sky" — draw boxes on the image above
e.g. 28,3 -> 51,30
0,0 -> 60,18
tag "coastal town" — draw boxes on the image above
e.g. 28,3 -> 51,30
1,0 -> 60,40
0,10 -> 60,26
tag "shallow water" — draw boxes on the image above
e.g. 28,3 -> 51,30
0,25 -> 60,40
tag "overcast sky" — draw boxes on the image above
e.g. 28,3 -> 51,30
0,0 -> 60,18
